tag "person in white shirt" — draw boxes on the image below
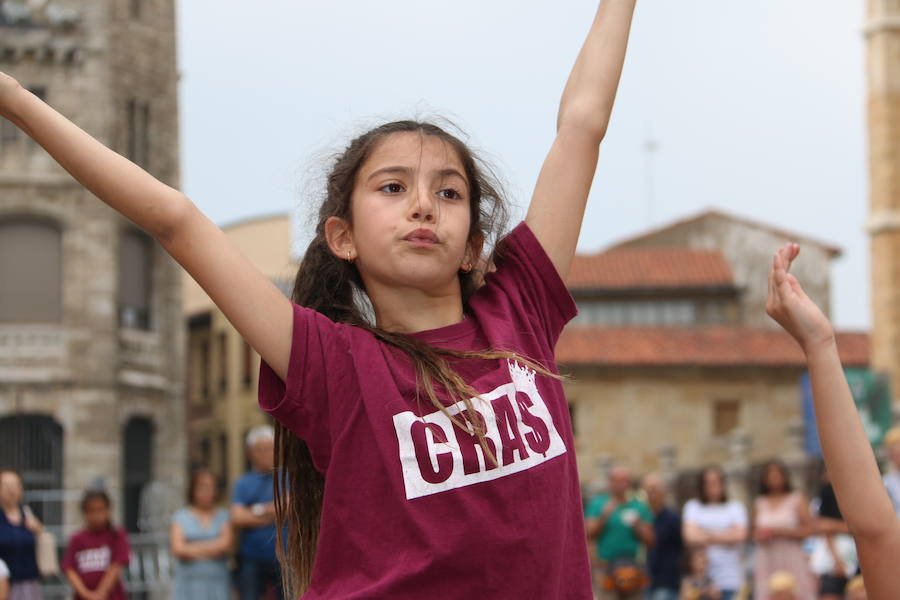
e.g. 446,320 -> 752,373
682,466 -> 748,600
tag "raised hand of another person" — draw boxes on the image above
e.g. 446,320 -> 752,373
765,243 -> 835,354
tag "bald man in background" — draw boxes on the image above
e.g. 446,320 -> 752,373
585,465 -> 655,600
642,473 -> 682,600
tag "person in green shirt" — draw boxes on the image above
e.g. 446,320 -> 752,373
586,465 -> 655,599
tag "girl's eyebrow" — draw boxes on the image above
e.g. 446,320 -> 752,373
366,165 -> 468,186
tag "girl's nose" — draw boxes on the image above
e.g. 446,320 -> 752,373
409,185 -> 436,223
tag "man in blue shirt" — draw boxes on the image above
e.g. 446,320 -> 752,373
642,473 -> 682,600
231,425 -> 281,600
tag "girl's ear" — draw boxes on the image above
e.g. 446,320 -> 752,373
463,232 -> 485,270
324,216 -> 356,262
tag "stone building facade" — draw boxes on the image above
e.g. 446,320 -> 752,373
0,0 -> 184,539
559,211 -> 869,501
609,210 -> 839,329
867,0 -> 900,407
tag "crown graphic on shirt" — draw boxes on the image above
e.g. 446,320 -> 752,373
507,360 -> 537,394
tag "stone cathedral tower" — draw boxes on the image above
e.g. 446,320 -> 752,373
0,0 -> 185,543
867,0 -> 900,408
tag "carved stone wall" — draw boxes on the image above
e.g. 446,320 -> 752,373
0,0 -> 184,536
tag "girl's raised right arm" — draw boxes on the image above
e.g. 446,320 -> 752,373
0,72 -> 293,380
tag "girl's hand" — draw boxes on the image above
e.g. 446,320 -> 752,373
0,71 -> 23,116
765,243 -> 835,354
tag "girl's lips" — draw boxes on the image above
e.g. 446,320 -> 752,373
403,227 -> 438,243
404,238 -> 438,248
402,228 -> 440,245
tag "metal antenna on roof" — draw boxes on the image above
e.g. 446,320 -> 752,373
643,137 -> 659,228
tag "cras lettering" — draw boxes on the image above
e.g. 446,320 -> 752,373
392,361 -> 567,500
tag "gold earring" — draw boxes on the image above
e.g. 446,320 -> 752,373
347,250 -> 353,264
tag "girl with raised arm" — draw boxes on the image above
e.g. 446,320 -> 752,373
0,1 -> 637,597
766,244 -> 900,599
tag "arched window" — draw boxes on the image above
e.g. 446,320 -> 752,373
122,416 -> 154,532
0,415 -> 64,524
0,218 -> 62,322
118,229 -> 153,330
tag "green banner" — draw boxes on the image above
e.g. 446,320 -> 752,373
802,368 -> 893,455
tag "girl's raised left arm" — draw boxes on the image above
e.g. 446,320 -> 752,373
526,0 -> 637,278
767,243 -> 900,598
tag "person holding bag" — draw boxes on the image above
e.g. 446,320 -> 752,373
0,470 -> 43,600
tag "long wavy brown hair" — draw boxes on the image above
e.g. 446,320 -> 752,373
274,120 -> 558,596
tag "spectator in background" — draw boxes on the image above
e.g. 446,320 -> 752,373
0,558 -> 9,600
881,427 -> 900,517
679,547 -> 719,600
585,465 -> 655,600
844,576 -> 866,600
231,425 -> 282,600
809,470 -> 856,600
0,470 -> 43,600
766,571 -> 798,600
171,469 -> 233,600
682,466 -> 747,600
61,489 -> 130,600
752,460 -> 814,600
642,473 -> 682,600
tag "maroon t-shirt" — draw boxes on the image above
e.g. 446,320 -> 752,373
61,526 -> 130,600
259,222 -> 591,599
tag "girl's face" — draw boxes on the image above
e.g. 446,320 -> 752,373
764,465 -> 786,493
0,472 -> 23,507
83,497 -> 110,531
338,132 -> 476,305
888,441 -> 900,469
192,473 -> 217,509
703,470 -> 724,503
690,550 -> 708,574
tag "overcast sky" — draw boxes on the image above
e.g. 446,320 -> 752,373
176,1 -> 869,329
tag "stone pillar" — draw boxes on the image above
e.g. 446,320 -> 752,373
657,443 -> 678,502
784,418 -> 809,493
724,429 -> 752,506
867,0 -> 900,409
586,452 -> 613,499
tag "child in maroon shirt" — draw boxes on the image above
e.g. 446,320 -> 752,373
0,0 -> 637,595
62,490 -> 130,600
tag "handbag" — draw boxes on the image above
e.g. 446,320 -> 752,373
35,529 -> 60,577
23,506 -> 59,577
600,559 -> 648,595
809,533 -> 858,576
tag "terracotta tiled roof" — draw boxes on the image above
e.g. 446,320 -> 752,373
556,326 -> 869,368
608,209 -> 843,258
566,247 -> 734,290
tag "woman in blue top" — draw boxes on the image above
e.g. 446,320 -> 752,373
0,470 -> 42,600
170,469 -> 233,600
